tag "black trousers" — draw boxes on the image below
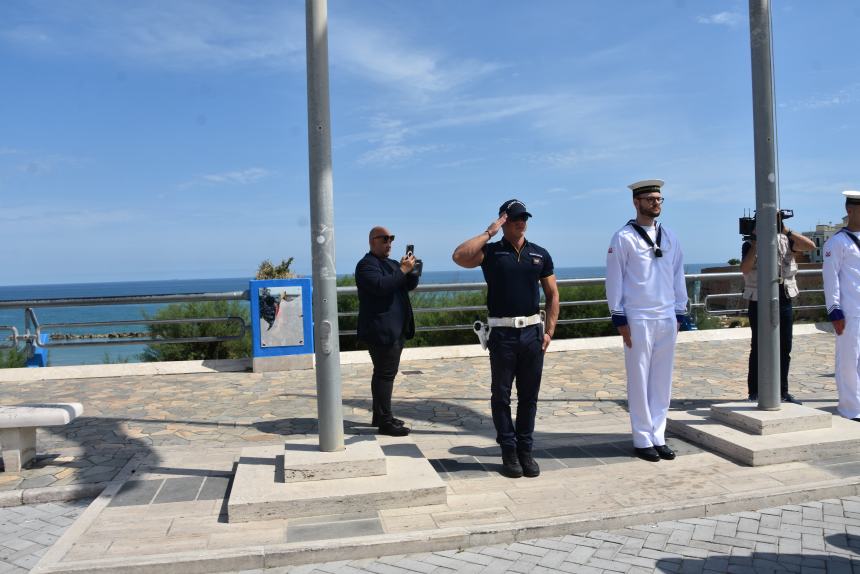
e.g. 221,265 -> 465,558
368,340 -> 404,426
747,292 -> 793,397
488,325 -> 544,453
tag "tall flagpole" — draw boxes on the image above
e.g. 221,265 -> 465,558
748,0 -> 781,411
306,0 -> 345,450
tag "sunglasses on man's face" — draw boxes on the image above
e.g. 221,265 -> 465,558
372,234 -> 395,243
507,215 -> 529,223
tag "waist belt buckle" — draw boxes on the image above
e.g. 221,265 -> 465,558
514,317 -> 526,328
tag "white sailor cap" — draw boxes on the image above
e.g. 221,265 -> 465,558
843,190 -> 860,205
628,179 -> 664,197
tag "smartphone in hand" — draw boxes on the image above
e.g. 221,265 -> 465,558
406,244 -> 414,257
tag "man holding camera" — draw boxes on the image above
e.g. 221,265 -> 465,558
355,226 -> 419,437
452,200 -> 559,478
740,210 -> 815,403
823,191 -> 860,420
606,179 -> 688,463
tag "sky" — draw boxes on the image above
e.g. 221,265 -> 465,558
1,0 -> 858,285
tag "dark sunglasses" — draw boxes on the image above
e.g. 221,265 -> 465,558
507,215 -> 529,222
372,234 -> 395,243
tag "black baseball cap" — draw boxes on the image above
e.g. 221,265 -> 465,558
498,199 -> 532,219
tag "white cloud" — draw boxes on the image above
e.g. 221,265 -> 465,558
333,20 -> 503,97
356,144 -> 442,167
201,167 -> 271,185
696,12 -> 744,27
0,1 -> 304,69
177,167 -> 272,190
781,85 -> 859,111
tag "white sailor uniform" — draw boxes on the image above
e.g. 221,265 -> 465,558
823,228 -> 860,419
606,221 -> 688,448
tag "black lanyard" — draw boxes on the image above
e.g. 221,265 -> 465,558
841,228 -> 860,251
628,220 -> 663,257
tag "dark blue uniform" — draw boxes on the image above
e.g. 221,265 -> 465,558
481,237 -> 554,452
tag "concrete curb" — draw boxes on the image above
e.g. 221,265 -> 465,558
0,324 -> 833,379
31,475 -> 860,574
0,482 -> 106,508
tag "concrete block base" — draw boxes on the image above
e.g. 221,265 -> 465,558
280,436 -> 387,483
228,437 -> 446,523
710,402 -> 832,435
0,427 -> 36,472
252,354 -> 313,373
668,407 -> 860,466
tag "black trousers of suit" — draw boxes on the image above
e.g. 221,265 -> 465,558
368,339 -> 404,426
747,289 -> 793,398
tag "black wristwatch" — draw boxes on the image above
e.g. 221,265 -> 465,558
784,229 -> 793,238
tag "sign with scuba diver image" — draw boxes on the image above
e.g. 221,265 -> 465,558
258,285 -> 304,347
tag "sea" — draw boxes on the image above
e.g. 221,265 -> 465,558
0,264 -> 719,366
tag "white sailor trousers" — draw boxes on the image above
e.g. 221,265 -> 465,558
835,316 -> 860,419
623,317 -> 677,448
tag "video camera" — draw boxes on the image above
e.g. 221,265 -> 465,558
739,209 -> 794,241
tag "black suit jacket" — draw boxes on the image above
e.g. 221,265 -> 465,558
355,252 -> 419,346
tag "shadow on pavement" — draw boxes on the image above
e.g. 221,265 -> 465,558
655,532 -> 859,573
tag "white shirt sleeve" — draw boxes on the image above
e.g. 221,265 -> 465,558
823,235 -> 843,319
672,233 -> 688,315
605,231 -> 626,323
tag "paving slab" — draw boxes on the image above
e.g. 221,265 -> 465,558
668,408 -> 860,466
711,402 -> 832,435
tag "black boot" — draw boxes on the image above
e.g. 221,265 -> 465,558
372,414 -> 404,427
501,449 -> 523,478
518,451 -> 540,477
378,422 -> 409,436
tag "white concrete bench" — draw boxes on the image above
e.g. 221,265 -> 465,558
0,403 -> 83,472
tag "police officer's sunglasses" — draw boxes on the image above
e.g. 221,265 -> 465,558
372,234 -> 395,243
636,196 -> 664,204
507,215 -> 530,222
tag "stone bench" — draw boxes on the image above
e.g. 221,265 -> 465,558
0,403 -> 83,472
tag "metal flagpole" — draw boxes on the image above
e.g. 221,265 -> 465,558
748,0 -> 781,411
305,0 -> 345,450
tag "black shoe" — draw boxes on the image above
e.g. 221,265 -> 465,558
782,394 -> 802,405
371,415 -> 404,427
377,422 -> 409,436
634,447 -> 661,462
748,393 -> 758,402
518,451 -> 540,477
654,444 -> 676,460
501,449 -> 523,478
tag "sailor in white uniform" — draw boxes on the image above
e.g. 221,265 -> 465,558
823,190 -> 860,420
605,179 -> 689,462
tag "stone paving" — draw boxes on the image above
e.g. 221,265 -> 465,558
0,330 -> 837,494
253,495 -> 860,574
0,499 -> 90,573
0,330 -> 854,570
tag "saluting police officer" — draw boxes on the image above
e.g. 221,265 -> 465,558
605,180 -> 688,462
452,200 -> 559,478
823,190 -> 860,421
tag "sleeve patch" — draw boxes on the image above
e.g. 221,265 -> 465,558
607,247 -> 613,254
825,251 -> 831,257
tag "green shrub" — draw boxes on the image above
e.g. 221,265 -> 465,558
0,346 -> 28,368
141,301 -> 251,362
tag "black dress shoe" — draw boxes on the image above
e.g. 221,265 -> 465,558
518,451 -> 540,478
748,393 -> 758,402
654,444 -> 676,460
378,422 -> 409,436
782,394 -> 802,405
634,447 -> 661,462
371,415 -> 404,427
501,449 -> 523,478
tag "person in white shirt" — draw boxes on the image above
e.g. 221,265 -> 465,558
823,190 -> 860,420
605,179 -> 688,462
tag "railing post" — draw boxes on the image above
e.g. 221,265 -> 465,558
748,0 -> 781,410
305,0 -> 345,451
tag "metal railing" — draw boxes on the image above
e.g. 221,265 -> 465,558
0,269 -> 825,351
1,291 -> 249,351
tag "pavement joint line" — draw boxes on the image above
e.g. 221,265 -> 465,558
30,453 -> 145,574
27,474 -> 860,574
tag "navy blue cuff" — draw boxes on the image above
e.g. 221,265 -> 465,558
611,314 -> 628,327
829,309 -> 845,321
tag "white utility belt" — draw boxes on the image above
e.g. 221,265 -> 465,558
487,313 -> 542,328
